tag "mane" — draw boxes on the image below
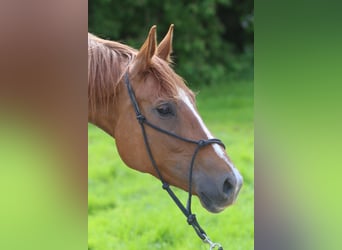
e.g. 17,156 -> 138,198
88,33 -> 135,113
88,33 -> 193,114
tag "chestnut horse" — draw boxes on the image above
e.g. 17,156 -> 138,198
88,25 -> 242,216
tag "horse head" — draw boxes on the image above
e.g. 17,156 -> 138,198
88,25 -> 243,213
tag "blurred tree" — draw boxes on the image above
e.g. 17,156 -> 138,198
89,0 -> 253,86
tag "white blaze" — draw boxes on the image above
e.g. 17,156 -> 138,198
177,88 -> 243,194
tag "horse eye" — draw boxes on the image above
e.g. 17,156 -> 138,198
156,104 -> 174,117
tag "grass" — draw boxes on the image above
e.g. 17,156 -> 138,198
88,80 -> 254,250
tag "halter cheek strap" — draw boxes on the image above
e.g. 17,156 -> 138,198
124,72 -> 224,250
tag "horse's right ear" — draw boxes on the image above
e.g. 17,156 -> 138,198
135,25 -> 157,70
157,24 -> 174,63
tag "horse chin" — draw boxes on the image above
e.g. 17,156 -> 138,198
198,192 -> 227,214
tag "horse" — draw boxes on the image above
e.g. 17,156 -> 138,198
88,25 -> 243,216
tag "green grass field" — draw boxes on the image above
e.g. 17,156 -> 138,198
88,80 -> 254,250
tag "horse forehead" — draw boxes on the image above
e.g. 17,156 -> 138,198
176,87 -> 195,106
138,71 -> 185,99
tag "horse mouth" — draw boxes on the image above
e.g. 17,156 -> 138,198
198,192 -> 227,213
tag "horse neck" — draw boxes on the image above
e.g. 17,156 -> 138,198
88,34 -> 134,137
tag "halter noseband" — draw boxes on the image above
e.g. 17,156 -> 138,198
124,72 -> 225,250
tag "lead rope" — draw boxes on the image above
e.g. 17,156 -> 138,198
124,72 -> 224,250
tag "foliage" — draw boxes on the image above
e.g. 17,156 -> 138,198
88,79 -> 254,249
89,0 -> 253,86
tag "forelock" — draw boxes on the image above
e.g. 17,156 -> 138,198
148,57 -> 193,99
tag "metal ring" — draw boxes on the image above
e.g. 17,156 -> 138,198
203,234 -> 223,250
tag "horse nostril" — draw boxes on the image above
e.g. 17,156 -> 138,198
223,178 -> 234,197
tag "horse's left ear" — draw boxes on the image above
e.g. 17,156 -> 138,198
157,24 -> 174,63
136,25 -> 157,69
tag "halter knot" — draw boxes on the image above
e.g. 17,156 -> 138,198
162,183 -> 169,190
187,214 -> 196,225
136,114 -> 146,124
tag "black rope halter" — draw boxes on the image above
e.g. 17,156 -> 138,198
124,72 -> 224,250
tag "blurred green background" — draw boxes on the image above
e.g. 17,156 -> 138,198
255,1 -> 342,249
89,0 -> 253,86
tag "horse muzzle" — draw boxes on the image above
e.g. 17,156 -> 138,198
196,170 -> 243,213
